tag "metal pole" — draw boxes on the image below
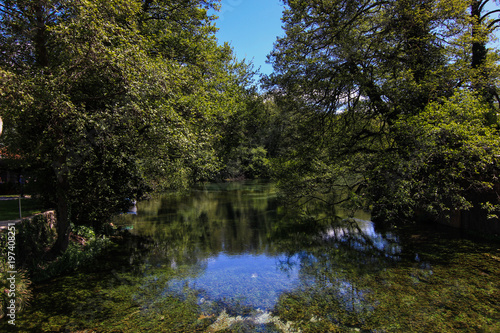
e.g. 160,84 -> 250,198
18,174 -> 24,219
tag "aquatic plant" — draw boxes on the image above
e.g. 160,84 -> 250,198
3,182 -> 499,332
207,309 -> 300,333
31,237 -> 111,282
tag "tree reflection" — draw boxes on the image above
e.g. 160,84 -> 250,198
112,182 -> 499,332
117,181 -> 404,320
270,209 -> 404,329
11,182 -> 499,332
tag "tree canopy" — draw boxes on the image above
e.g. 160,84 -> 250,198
0,0 -> 256,253
265,0 -> 500,225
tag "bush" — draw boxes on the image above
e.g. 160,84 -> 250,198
224,145 -> 271,179
244,147 -> 271,179
72,224 -> 96,240
15,214 -> 57,266
13,213 -> 111,282
31,237 -> 111,282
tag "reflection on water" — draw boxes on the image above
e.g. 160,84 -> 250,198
119,181 -> 405,313
11,181 -> 500,332
167,254 -> 301,311
111,181 -> 500,332
322,218 -> 402,259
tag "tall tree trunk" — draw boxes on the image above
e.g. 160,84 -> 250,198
50,163 -> 71,255
33,1 -> 49,67
470,0 -> 500,112
471,0 -> 488,69
142,0 -> 153,13
52,190 -> 70,254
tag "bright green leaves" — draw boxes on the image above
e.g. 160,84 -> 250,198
267,0 -> 500,225
378,90 -> 500,220
0,0 -> 256,252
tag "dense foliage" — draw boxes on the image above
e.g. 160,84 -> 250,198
1,0 -> 499,258
0,0 -> 258,253
265,0 -> 500,225
1,1 -> 499,329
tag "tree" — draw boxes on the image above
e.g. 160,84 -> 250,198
216,92 -> 282,180
265,0 -> 500,224
369,90 -> 500,221
470,0 -> 500,107
0,0 -> 252,254
1,0 -> 158,253
267,0 -> 449,118
471,0 -> 500,69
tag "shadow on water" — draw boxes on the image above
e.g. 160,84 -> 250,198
5,181 -> 500,332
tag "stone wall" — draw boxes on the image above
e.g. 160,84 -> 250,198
40,210 -> 57,230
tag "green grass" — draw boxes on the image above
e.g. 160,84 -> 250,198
0,198 -> 47,220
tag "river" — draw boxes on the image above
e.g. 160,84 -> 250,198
5,181 -> 500,332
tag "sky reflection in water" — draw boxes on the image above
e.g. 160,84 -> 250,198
167,253 -> 301,310
127,181 -> 404,312
10,182 -> 498,332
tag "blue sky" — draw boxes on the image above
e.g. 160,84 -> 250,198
211,1 -> 500,78
211,0 -> 285,76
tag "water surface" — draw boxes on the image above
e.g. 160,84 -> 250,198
7,181 -> 500,332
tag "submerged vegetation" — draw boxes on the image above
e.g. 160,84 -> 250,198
1,182 -> 498,332
1,0 -> 499,250
0,0 -> 500,331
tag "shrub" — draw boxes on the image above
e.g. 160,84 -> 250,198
31,237 -> 111,282
15,214 -> 57,266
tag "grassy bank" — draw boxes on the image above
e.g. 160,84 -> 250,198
0,198 -> 46,220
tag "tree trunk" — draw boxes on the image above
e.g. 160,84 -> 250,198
471,0 -> 487,69
52,192 -> 70,255
470,0 -> 499,115
33,1 -> 49,67
50,166 -> 71,255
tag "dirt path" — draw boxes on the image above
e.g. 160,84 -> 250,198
0,219 -> 21,230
